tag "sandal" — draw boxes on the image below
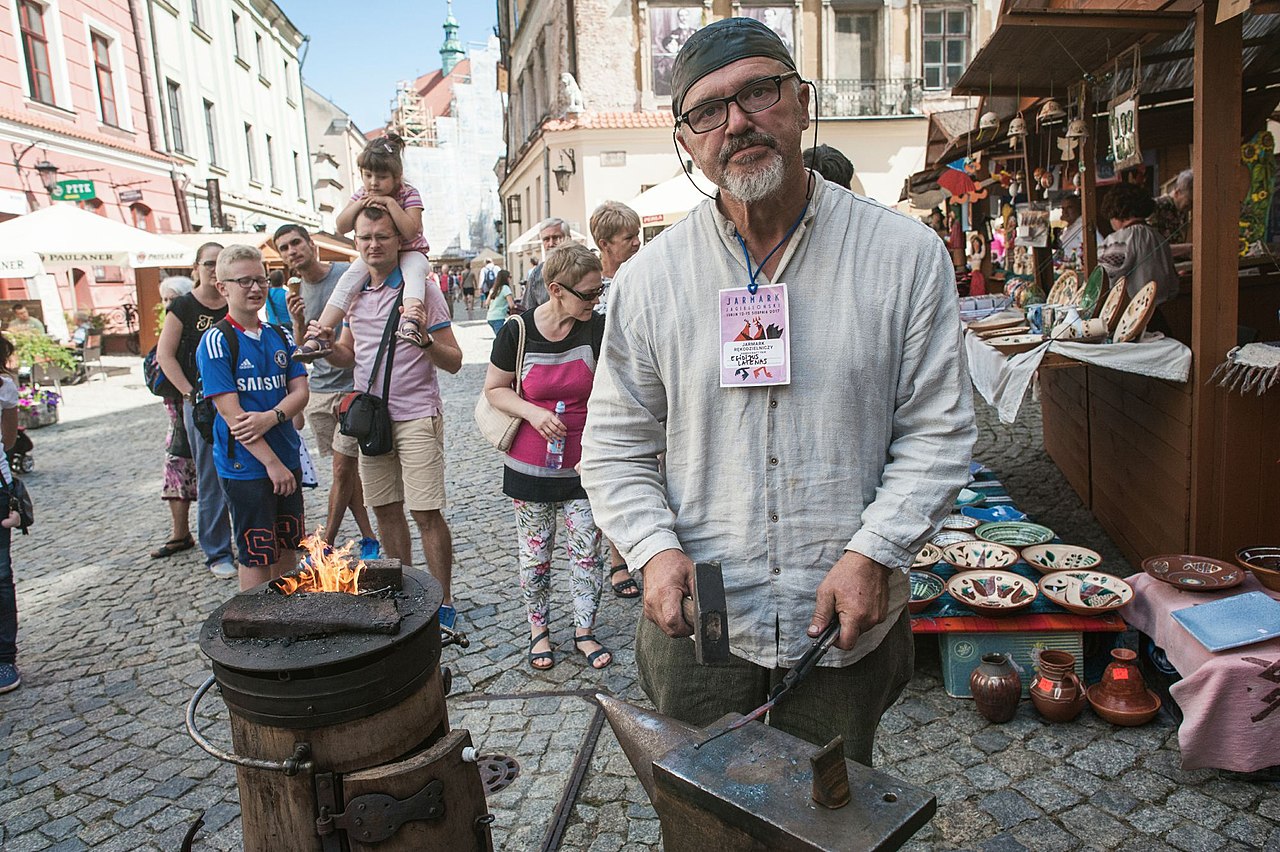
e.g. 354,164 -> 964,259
395,321 -> 427,348
573,633 -> 613,670
291,337 -> 332,363
610,567 -> 640,599
150,535 -> 195,559
528,629 -> 555,671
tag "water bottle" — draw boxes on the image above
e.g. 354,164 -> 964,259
545,401 -> 566,469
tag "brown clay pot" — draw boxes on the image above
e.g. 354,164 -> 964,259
1086,648 -> 1161,726
1029,649 -> 1087,722
970,652 -> 1021,723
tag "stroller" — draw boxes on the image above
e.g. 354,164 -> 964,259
6,428 -> 33,474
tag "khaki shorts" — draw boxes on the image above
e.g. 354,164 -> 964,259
306,391 -> 358,458
359,415 -> 447,512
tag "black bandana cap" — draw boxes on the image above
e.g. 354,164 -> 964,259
670,17 -> 797,118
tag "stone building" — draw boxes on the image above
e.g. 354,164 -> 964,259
303,84 -> 366,234
497,0 -> 998,276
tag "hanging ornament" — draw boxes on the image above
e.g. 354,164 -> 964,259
1066,118 -> 1088,139
1008,114 -> 1027,139
979,111 -> 999,131
1038,99 -> 1066,125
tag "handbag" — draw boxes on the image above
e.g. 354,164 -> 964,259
339,294 -> 402,457
168,408 -> 192,459
1,471 -> 33,534
474,315 -> 526,451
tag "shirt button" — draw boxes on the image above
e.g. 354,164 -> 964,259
769,399 -> 778,409
769,457 -> 779,466
771,567 -> 781,575
770,513 -> 779,522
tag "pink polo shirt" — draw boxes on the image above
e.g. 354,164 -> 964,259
347,266 -> 452,422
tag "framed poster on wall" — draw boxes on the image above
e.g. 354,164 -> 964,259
651,7 -> 705,97
741,7 -> 795,58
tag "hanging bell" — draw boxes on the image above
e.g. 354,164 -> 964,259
979,111 -> 999,131
1008,114 -> 1027,138
1065,118 -> 1088,139
1038,99 -> 1066,123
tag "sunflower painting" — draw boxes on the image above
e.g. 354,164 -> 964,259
1239,130 -> 1275,256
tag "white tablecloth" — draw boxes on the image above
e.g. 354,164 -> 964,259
964,331 -> 1193,424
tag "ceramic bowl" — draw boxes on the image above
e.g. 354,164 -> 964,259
942,513 -> 982,531
931,529 -> 977,548
1021,544 -> 1104,575
913,543 -> 943,570
954,488 -> 985,508
1142,554 -> 1244,592
909,570 -> 945,614
962,505 -> 1029,524
986,334 -> 1046,356
1235,546 -> 1280,593
1038,571 -> 1134,616
941,540 -> 1020,571
976,521 -> 1055,549
946,570 -> 1038,615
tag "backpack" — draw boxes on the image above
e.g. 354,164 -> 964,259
482,266 -> 496,287
142,346 -> 180,399
192,320 -> 292,445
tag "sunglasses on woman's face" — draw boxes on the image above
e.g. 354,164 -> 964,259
558,282 -> 603,301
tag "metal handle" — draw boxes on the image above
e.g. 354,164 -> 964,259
185,674 -> 313,776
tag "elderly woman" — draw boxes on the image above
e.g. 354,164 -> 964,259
1098,182 -> 1179,308
151,276 -> 199,558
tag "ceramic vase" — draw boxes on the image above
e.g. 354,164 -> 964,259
1029,649 -> 1087,722
1086,648 -> 1161,726
970,653 -> 1021,723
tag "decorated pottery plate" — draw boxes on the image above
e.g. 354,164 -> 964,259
942,513 -> 982,531
1021,543 -> 1104,575
986,334 -> 1047,356
931,529 -> 977,548
914,543 -> 943,570
1038,571 -> 1133,616
954,488 -> 985,508
946,570 -> 1038,615
976,521 -> 1055,549
1113,281 -> 1157,344
941,540 -> 1020,571
1235,546 -> 1280,593
977,325 -> 1031,340
968,310 -> 1026,334
909,570 -> 945,614
1141,554 -> 1244,591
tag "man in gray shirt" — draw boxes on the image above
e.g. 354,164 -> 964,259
274,225 -> 379,557
520,218 -> 570,310
580,18 -> 975,761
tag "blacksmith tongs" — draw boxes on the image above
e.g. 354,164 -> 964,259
695,620 -> 841,749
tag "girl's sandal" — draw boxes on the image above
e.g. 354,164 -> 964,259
395,322 -> 428,347
573,633 -> 613,670
292,337 -> 332,363
529,629 -> 555,671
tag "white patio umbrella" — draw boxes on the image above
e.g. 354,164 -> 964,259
507,223 -> 588,255
627,169 -> 718,230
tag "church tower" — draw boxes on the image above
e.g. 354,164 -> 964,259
440,1 -> 464,76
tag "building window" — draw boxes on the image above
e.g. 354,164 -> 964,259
91,33 -> 119,126
833,12 -> 879,81
265,133 -> 277,187
130,203 -> 153,231
203,99 -> 218,165
166,79 -> 185,153
922,8 -> 969,91
254,33 -> 265,74
244,123 -> 257,181
18,0 -> 55,105
231,12 -> 242,58
190,0 -> 202,28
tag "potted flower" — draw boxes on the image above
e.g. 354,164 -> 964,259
17,386 -> 60,429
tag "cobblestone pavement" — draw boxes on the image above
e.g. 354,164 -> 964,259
0,324 -> 1276,851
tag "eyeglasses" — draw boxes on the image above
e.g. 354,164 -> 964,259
198,260 -> 217,268
678,72 -> 799,134
559,282 -> 603,301
223,276 -> 269,290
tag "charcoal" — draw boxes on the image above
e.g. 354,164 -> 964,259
222,591 -> 402,639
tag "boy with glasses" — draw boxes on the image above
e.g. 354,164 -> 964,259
197,245 -> 309,590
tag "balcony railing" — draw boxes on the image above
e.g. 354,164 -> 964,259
814,78 -> 924,118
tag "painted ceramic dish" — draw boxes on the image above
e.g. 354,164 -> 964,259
986,334 -> 1047,356
962,505 -> 1029,524
913,543 -> 943,570
954,488 -> 985,508
909,570 -> 945,614
1038,571 -> 1133,616
977,325 -> 1030,340
946,570 -> 1038,615
1021,543 -> 1104,575
975,521 -> 1055,549
968,311 -> 1026,334
931,529 -> 977,548
941,540 -> 1020,571
1112,281 -> 1156,343
1141,554 -> 1244,591
1076,266 -> 1107,319
1047,270 -> 1078,306
1098,277 -> 1128,335
1235,546 -> 1280,593
942,513 -> 982,531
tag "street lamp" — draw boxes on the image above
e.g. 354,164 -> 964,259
34,160 -> 59,193
552,149 -> 576,194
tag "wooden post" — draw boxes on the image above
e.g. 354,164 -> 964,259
1078,84 -> 1098,273
1188,0 -> 1242,556
135,268 -> 162,354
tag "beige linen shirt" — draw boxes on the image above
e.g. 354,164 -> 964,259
580,175 -> 976,669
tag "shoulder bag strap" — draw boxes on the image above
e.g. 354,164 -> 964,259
365,294 -> 404,395
512,314 -> 527,398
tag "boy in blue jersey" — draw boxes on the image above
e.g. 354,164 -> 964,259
196,244 -> 310,590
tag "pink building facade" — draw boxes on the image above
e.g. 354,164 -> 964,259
0,0 -> 184,317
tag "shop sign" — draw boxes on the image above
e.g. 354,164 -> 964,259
50,180 -> 96,202
119,189 -> 144,203
1108,90 -> 1141,172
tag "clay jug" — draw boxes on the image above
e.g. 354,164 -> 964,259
969,653 -> 1021,723
1029,649 -> 1087,722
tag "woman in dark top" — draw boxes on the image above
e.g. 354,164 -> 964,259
155,242 -> 236,578
483,245 -> 610,671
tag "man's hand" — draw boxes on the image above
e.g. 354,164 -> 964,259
230,410 -> 275,444
305,321 -> 334,345
265,460 -> 297,496
399,301 -> 427,328
808,551 -> 891,651
286,292 -> 306,325
641,549 -> 695,638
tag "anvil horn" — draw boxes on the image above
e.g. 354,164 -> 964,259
594,693 -> 700,803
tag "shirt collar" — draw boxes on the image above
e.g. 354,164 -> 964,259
361,266 -> 405,292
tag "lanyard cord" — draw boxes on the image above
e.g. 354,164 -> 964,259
734,197 -> 810,295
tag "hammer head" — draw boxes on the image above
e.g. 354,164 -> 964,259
682,561 -> 730,665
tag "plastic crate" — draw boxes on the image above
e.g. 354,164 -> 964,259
940,631 -> 1084,699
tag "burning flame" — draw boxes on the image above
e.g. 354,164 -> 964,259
275,530 -> 365,595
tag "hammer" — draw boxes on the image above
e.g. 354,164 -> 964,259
680,561 -> 730,665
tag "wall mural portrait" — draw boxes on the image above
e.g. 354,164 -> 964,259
743,7 -> 794,58
651,7 -> 704,97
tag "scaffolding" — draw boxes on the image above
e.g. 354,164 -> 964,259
388,80 -> 437,147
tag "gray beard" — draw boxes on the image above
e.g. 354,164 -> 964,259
721,152 -> 786,203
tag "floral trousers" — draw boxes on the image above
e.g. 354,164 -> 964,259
513,498 -> 603,630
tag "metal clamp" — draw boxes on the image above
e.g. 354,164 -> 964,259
185,674 -> 314,775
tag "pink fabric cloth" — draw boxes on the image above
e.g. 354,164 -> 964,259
351,183 -> 429,251
1122,573 -> 1280,772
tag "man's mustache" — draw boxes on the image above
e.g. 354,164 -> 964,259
719,133 -> 778,167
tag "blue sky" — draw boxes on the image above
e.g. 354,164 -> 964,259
277,1 -> 498,133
